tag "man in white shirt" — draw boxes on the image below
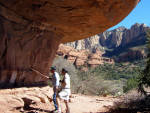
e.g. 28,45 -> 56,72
50,66 -> 61,113
31,67 -> 61,113
58,68 -> 71,113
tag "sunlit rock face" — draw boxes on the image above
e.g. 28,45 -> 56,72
57,44 -> 114,68
0,0 -> 139,86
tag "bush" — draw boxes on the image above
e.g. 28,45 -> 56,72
123,78 -> 138,93
77,70 -> 124,96
78,62 -> 144,95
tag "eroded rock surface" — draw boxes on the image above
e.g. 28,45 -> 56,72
0,0 -> 139,85
57,44 -> 114,68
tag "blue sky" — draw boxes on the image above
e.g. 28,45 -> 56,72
108,0 -> 150,30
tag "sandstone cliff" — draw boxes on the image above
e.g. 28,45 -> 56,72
65,35 -> 102,50
66,23 -> 149,50
102,23 -> 149,48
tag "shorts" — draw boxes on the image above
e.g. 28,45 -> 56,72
58,89 -> 71,101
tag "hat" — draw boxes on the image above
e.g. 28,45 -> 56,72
62,68 -> 68,73
50,66 -> 56,71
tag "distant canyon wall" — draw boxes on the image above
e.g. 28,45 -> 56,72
66,23 -> 149,50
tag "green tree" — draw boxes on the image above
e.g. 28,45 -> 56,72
138,29 -> 150,95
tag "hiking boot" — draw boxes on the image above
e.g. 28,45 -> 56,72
53,109 -> 61,113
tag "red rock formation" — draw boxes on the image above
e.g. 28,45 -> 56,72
56,44 -> 73,56
57,45 -> 114,68
69,50 -> 89,66
88,50 -> 104,67
67,57 -> 76,63
0,0 -> 139,85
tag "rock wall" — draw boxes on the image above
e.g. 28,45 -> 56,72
65,35 -> 101,50
0,0 -> 139,86
0,16 -> 62,86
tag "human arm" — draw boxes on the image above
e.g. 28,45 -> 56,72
31,68 -> 50,79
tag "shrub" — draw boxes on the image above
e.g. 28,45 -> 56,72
123,78 -> 138,93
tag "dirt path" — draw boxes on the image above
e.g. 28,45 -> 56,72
0,86 -> 120,113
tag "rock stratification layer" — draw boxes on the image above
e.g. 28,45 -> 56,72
0,0 -> 139,86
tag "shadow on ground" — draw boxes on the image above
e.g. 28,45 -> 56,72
107,95 -> 150,113
15,106 -> 53,113
85,95 -> 150,113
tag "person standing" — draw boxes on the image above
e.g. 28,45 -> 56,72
58,68 -> 71,113
50,66 -> 61,113
31,67 -> 61,113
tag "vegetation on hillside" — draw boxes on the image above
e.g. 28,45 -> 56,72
52,56 -> 146,96
138,29 -> 150,95
77,60 -> 145,95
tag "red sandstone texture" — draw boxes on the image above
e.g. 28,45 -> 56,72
57,44 -> 114,68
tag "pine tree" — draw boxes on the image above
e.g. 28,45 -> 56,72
138,29 -> 150,95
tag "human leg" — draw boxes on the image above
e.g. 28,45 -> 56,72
56,96 -> 62,112
53,93 -> 58,110
64,100 -> 70,113
58,89 -> 70,113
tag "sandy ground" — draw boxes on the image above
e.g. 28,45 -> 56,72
0,86 -> 120,113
